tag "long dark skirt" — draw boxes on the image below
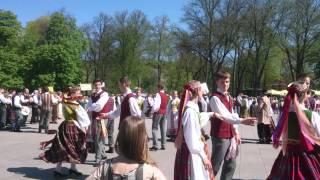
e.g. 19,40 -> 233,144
41,121 -> 87,164
174,142 -> 191,180
267,144 -> 320,180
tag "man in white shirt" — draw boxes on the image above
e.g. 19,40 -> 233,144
30,90 -> 40,124
13,89 -> 23,132
150,82 -> 169,151
100,76 -> 141,127
20,88 -> 32,126
0,87 -> 11,129
87,79 -> 110,165
209,71 -> 255,180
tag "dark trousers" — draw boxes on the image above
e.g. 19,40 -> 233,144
257,123 -> 272,143
0,105 -> 7,128
51,104 -> 58,122
31,106 -> 40,123
106,119 -> 114,148
211,137 -> 236,180
152,113 -> 166,148
39,109 -> 52,133
21,115 -> 28,126
13,109 -> 23,131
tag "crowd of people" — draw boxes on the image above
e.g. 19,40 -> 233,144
0,87 -> 64,132
1,71 -> 320,180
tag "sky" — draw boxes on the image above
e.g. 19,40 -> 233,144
0,0 -> 187,27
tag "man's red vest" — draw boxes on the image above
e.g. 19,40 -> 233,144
91,91 -> 114,120
119,93 -> 135,126
210,92 -> 235,138
157,92 -> 168,115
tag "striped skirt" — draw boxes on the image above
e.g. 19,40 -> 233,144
267,144 -> 320,180
41,121 -> 87,164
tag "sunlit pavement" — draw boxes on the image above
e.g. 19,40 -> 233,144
0,116 -> 279,180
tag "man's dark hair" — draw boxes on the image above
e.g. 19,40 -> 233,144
93,79 -> 103,84
215,70 -> 231,81
157,82 -> 165,90
43,86 -> 49,93
119,76 -> 131,86
296,73 -> 311,81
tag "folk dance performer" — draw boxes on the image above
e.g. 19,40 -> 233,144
20,88 -> 32,126
99,76 -> 141,128
87,79 -> 112,165
150,82 -> 169,151
38,87 -> 58,134
0,88 -> 11,129
268,82 -> 320,179
135,87 -> 145,112
166,90 -> 180,141
209,71 -> 256,180
143,93 -> 154,117
30,90 -> 40,124
39,87 -> 90,178
174,80 -> 215,180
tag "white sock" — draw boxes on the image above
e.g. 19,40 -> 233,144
71,163 -> 77,171
56,162 -> 63,172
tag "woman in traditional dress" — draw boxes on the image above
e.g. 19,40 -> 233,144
174,80 -> 215,180
135,87 -> 145,112
166,90 -> 180,141
39,86 -> 91,178
88,116 -> 166,179
268,82 -> 320,179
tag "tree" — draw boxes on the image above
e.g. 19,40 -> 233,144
113,10 -> 151,86
149,16 -> 174,82
29,11 -> 87,90
242,0 -> 282,91
0,10 -> 24,88
278,0 -> 320,79
181,0 -> 245,90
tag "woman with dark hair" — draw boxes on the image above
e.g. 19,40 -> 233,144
268,82 -> 320,179
39,87 -> 91,178
89,116 -> 166,179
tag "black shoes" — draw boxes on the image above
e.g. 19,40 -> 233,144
203,134 -> 210,141
69,169 -> 83,176
102,156 -> 107,160
106,147 -> 114,153
149,146 -> 165,151
149,146 -> 158,151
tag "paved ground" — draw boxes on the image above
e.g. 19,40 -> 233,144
0,117 -> 279,180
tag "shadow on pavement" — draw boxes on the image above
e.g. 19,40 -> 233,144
7,167 -> 88,180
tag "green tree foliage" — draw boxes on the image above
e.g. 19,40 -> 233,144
2,0 -> 320,94
0,10 -> 24,89
0,10 -> 21,46
28,12 -> 87,90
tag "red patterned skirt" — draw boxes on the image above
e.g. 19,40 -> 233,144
267,144 -> 320,180
41,121 -> 87,164
174,142 -> 191,180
